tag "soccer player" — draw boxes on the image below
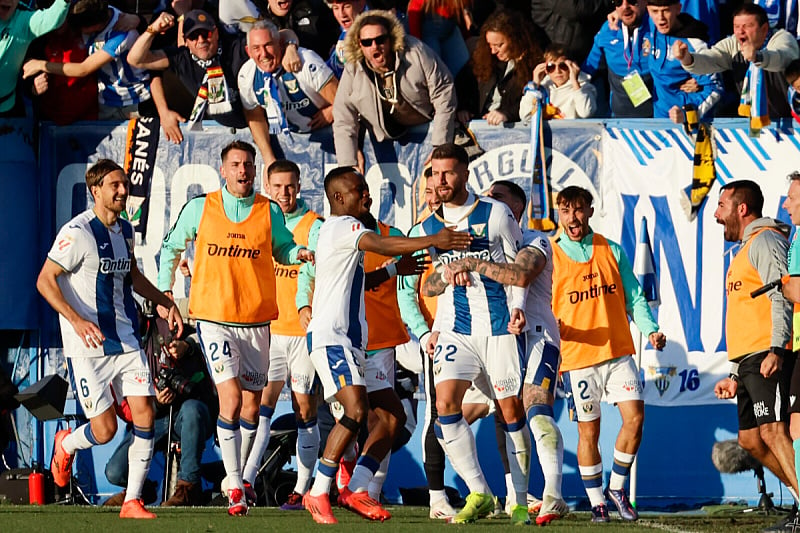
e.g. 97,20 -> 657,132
715,180 -> 799,529
552,186 -> 665,523
241,160 -> 323,509
38,159 -> 183,519
420,144 -> 531,526
302,166 -> 471,524
157,141 -> 313,516
444,180 -> 567,524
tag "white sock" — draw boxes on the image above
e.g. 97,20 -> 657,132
504,421 -> 531,507
790,486 -> 800,505
608,449 -> 636,491
528,407 -> 564,500
368,453 -> 390,501
310,459 -> 337,497
62,424 -> 98,454
239,417 -> 258,480
504,472 -> 516,507
348,454 -> 381,493
124,426 -> 154,502
294,419 -> 319,494
429,488 -> 447,505
242,405 -> 273,484
217,418 -> 243,491
579,463 -> 605,507
439,413 -> 491,495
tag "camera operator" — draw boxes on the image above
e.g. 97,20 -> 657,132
105,329 -> 218,507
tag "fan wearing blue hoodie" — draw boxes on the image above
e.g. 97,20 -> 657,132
647,0 -> 724,123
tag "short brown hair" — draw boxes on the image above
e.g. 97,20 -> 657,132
221,140 -> 256,163
556,185 -> 593,207
267,159 -> 300,180
431,143 -> 469,166
86,159 -> 124,189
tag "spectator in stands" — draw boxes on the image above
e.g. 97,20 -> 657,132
406,0 -> 472,78
22,0 -> 156,121
218,0 -> 339,59
674,3 -> 799,120
0,0 -> 70,117
455,8 -> 543,126
521,43 -> 597,120
530,0 -> 612,63
647,0 -> 723,123
326,0 -> 368,79
583,0 -> 655,118
26,18 -> 99,124
105,329 -> 217,507
238,20 -> 338,173
127,9 -> 249,133
332,10 -> 456,169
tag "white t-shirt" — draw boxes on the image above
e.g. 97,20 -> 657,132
521,229 -> 559,344
419,194 -> 523,336
47,209 -> 141,358
306,215 -> 370,352
238,47 -> 334,132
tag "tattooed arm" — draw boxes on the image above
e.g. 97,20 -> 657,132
445,247 -> 546,288
422,265 -> 450,297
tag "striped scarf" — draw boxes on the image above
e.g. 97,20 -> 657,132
523,82 -> 556,231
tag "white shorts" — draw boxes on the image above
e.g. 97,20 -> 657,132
196,321 -> 269,391
269,334 -> 317,394
432,331 -> 525,400
565,356 -> 643,422
523,333 -> 561,396
462,379 -> 495,414
310,345 -> 366,402
365,348 -> 395,393
68,349 -> 154,419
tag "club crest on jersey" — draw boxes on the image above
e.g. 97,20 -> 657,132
471,223 -> 487,237
84,399 -> 93,410
642,37 -> 651,57
647,366 -> 676,397
285,78 -> 300,94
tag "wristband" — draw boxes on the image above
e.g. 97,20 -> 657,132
729,373 -> 738,383
385,263 -> 397,278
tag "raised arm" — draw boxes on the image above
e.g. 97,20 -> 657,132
128,12 -> 173,70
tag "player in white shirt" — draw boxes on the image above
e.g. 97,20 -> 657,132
37,160 -> 182,519
444,180 -> 567,525
420,144 -> 531,525
302,167 -> 471,525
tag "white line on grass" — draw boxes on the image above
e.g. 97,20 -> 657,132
637,519 -> 698,533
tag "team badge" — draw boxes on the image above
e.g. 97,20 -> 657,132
471,223 -> 487,237
646,366 -> 676,397
214,363 -> 225,374
582,403 -> 593,413
84,399 -> 93,410
642,38 -> 651,57
285,78 -> 300,94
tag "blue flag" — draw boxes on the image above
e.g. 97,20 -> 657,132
633,217 -> 660,307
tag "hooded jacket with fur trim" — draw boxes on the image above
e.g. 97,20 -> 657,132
332,10 -> 456,166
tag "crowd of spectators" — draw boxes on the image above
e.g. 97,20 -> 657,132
5,0 -> 800,516
2,0 -> 800,159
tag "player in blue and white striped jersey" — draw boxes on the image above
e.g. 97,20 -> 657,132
419,144 -> 532,525
22,2 -> 153,120
37,160 -> 181,519
445,180 -> 566,525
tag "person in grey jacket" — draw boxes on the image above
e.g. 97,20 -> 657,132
674,3 -> 799,118
332,9 -> 456,168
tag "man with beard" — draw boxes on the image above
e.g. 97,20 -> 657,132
583,0 -> 655,117
302,167 -> 470,524
38,160 -> 183,519
713,180 -> 799,525
157,141 -> 313,516
420,144 -> 531,525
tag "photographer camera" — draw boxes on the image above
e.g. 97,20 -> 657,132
105,321 -> 218,507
